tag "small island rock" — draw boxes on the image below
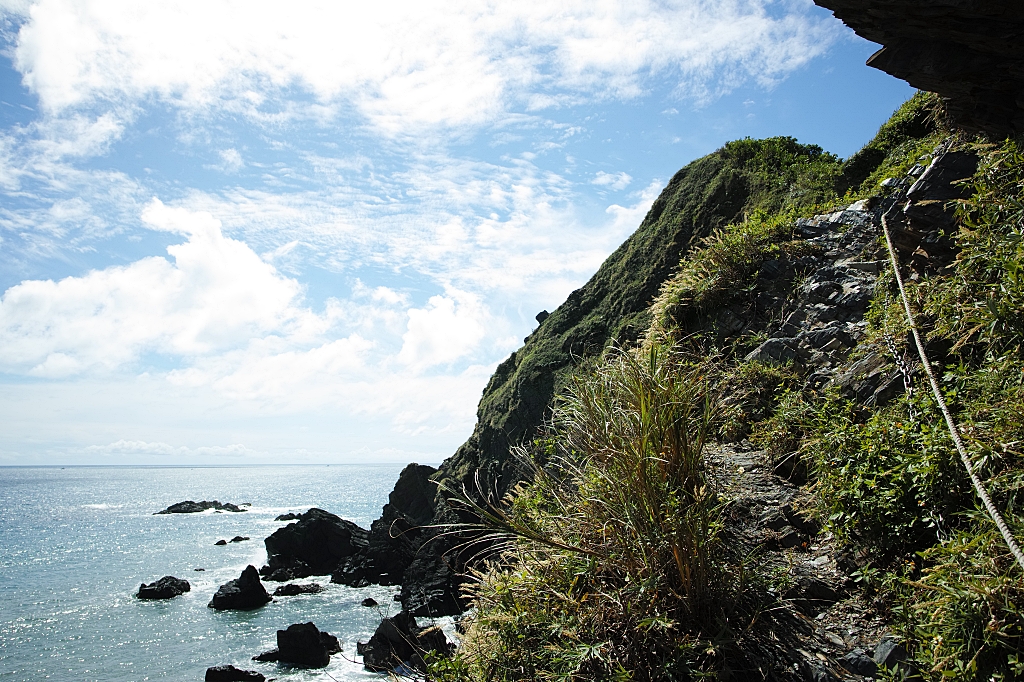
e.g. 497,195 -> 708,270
253,622 -> 340,668
208,565 -> 272,611
357,610 -> 450,672
215,539 -> 227,546
137,576 -> 190,600
205,664 -> 265,681
272,582 -> 323,597
229,536 -> 250,543
260,508 -> 369,581
155,500 -> 247,514
361,597 -> 378,607
274,512 -> 302,521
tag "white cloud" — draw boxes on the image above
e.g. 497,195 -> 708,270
592,170 -> 632,191
7,0 -> 838,134
398,288 -> 487,370
85,439 -> 249,457
0,199 -> 318,375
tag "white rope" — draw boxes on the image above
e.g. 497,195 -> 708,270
881,214 -> 1024,573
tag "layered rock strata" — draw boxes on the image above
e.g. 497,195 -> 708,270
813,0 -> 1024,136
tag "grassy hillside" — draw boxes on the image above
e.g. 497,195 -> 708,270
433,137 -> 850,500
421,92 -> 1024,681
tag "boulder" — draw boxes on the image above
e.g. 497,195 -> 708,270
274,512 -> 302,521
361,597 -> 378,607
272,582 -> 323,597
229,536 -> 250,543
154,500 -> 247,514
215,539 -> 227,546
137,575 -> 190,600
357,610 -> 451,672
209,565 -> 272,611
261,508 -> 369,581
253,622 -> 340,668
205,665 -> 265,681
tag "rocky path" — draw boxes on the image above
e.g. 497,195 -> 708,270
711,442 -> 899,681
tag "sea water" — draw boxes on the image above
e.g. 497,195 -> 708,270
0,465 -> 424,681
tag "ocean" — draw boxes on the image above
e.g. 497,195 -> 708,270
0,464 -> 428,681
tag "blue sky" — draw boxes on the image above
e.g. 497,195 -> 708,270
0,0 -> 912,465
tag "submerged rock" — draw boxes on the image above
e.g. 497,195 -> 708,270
209,565 -> 272,611
253,622 -> 341,668
137,575 -> 190,600
154,500 -> 247,514
214,539 -> 228,546
229,536 -> 249,543
205,665 -> 265,681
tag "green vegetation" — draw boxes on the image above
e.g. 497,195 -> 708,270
428,94 -> 1024,680
434,136 -> 860,501
435,345 -> 739,681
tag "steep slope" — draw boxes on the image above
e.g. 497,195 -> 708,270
433,138 -> 845,501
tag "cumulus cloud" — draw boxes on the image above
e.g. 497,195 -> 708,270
0,199 -> 322,376
6,0 -> 838,133
592,171 -> 632,190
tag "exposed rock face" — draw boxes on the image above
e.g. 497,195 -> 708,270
204,665 -> 266,682
272,582 -> 323,597
357,610 -> 450,673
209,565 -> 272,611
253,622 -> 341,668
155,500 -> 247,514
332,463 -> 437,589
813,0 -> 1024,136
261,508 -> 369,581
136,575 -> 190,600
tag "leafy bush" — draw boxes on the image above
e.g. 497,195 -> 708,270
435,344 -> 742,681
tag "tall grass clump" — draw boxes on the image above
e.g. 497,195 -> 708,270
433,343 -> 740,681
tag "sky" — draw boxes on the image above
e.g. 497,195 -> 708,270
0,0 -> 913,466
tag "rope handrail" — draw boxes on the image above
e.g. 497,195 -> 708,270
880,214 -> 1024,573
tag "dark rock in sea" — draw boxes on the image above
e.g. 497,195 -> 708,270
331,464 -> 443,600
275,512 -> 302,521
357,610 -> 450,672
253,622 -> 340,668
229,536 -> 250,543
361,597 -> 378,607
215,539 -> 227,546
194,568 -> 205,571
208,565 -> 272,611
261,508 -> 369,581
137,575 -> 190,600
205,664 -> 266,681
154,500 -> 247,514
812,0 -> 1024,137
272,582 -> 323,597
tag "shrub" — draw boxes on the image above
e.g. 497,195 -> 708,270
435,344 -> 741,681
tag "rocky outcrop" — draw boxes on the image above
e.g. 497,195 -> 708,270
136,575 -> 190,600
272,582 -> 323,597
253,622 -> 341,668
357,610 -> 450,673
332,464 -> 436,586
205,665 -> 265,682
154,500 -> 247,514
260,508 -> 368,581
274,512 -> 301,521
813,0 -> 1024,137
209,565 -> 272,611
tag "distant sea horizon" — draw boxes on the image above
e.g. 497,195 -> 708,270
0,464 -> 435,681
